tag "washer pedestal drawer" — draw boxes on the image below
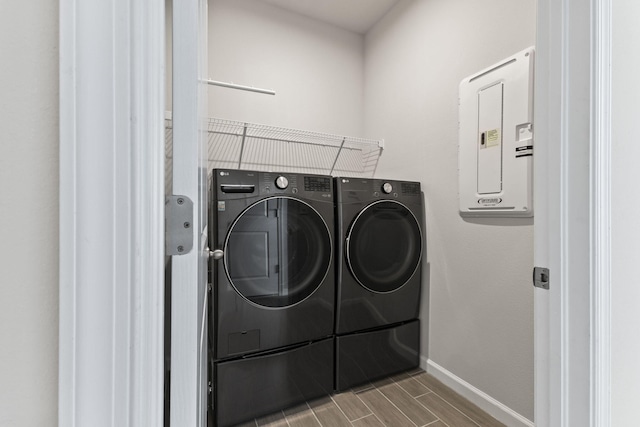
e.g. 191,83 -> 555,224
214,337 -> 334,427
335,320 -> 420,392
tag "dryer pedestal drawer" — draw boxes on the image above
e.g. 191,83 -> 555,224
214,337 -> 334,427
335,320 -> 420,392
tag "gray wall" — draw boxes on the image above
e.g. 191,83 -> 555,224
0,1 -> 59,425
364,0 -> 535,420
207,0 -> 365,136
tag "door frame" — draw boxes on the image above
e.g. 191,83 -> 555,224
59,0 -> 165,425
59,0 -> 614,425
170,0 -> 209,425
534,0 -> 612,425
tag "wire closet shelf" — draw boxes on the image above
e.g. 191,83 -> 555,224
165,117 -> 384,178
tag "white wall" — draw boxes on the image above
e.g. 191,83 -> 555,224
0,1 -> 59,426
612,0 -> 640,423
206,0 -> 365,136
364,0 -> 536,420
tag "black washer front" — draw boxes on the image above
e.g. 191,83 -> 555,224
224,196 -> 331,308
346,200 -> 422,293
209,169 -> 335,360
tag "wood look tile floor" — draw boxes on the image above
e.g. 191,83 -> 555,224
234,369 -> 506,427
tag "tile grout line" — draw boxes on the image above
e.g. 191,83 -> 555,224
304,400 -> 325,427
424,418 -> 450,427
255,410 -> 290,427
283,409 -> 292,427
415,389 -> 481,427
391,374 -> 434,399
349,413 -> 373,423
411,374 -> 484,427
399,389 -> 440,427
413,391 -> 433,399
381,382 -> 435,427
371,413 -> 388,426
365,385 -> 420,427
328,393 -> 364,424
352,389 -> 388,426
412,395 -> 451,427
352,385 -> 375,394
432,390 -> 482,427
351,413 -> 383,426
393,374 -> 439,424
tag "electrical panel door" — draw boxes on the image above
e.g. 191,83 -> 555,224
477,82 -> 504,195
459,47 -> 534,217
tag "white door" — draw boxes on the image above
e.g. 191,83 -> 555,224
170,0 -> 209,425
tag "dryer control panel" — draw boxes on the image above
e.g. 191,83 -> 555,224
335,177 -> 421,204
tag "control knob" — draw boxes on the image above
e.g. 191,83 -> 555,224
275,176 -> 289,190
382,182 -> 393,194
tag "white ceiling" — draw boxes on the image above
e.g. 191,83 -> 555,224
255,0 -> 400,34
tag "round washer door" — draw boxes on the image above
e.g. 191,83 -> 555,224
224,196 -> 332,308
346,200 -> 422,293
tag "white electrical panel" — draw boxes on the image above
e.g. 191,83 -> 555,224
458,47 -> 534,217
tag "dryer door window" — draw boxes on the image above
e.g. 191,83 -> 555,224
347,200 -> 422,293
224,197 -> 331,308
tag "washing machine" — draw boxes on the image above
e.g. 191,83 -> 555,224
334,177 -> 423,391
208,169 -> 335,426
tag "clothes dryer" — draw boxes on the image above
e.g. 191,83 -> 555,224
334,177 -> 423,391
208,169 -> 335,426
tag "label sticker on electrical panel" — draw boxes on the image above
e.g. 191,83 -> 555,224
486,129 -> 500,147
515,145 -> 533,158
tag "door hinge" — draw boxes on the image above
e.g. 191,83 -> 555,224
165,195 -> 194,256
533,266 -> 549,290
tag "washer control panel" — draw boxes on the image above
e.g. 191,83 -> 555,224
214,169 -> 333,201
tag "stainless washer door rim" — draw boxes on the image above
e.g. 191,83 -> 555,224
345,199 -> 422,294
222,195 -> 333,310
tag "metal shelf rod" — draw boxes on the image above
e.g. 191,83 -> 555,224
206,79 -> 276,96
238,124 -> 248,169
207,130 -> 378,151
330,137 -> 346,175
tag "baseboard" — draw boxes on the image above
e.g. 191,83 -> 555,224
423,357 -> 534,427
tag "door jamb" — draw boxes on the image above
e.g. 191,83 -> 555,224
59,0 -> 165,425
534,0 -> 612,425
